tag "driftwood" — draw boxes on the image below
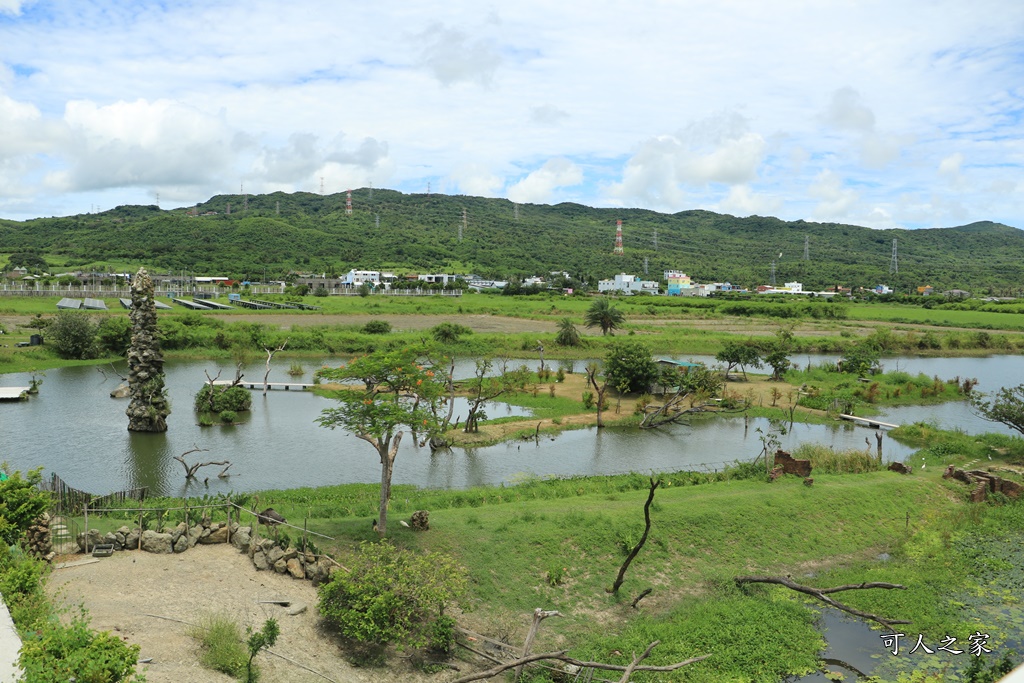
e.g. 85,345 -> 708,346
609,478 -> 660,594
640,390 -> 745,429
451,640 -> 710,683
735,575 -> 910,629
173,445 -> 232,480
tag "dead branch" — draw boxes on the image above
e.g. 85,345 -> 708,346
262,340 -> 288,396
609,478 -> 660,594
735,575 -> 910,629
173,445 -> 231,480
516,609 -> 562,680
97,363 -> 128,383
630,588 -> 653,609
451,640 -> 710,683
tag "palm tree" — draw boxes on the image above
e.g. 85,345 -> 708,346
554,317 -> 583,347
584,298 -> 625,336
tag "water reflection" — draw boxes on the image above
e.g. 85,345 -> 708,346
2,355 -> 1022,496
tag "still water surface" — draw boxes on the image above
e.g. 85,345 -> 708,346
1,354 -> 1021,496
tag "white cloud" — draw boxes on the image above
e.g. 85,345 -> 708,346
610,113 -> 766,208
451,163 -> 504,197
0,0 -> 31,15
507,158 -> 582,204
47,99 -> 238,192
809,170 -> 859,220
718,185 -> 782,217
417,23 -> 502,87
530,104 -> 569,125
821,87 -> 876,132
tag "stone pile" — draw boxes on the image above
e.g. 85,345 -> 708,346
247,536 -> 336,584
25,513 -> 55,562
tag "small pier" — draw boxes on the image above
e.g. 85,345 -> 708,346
838,414 -> 899,430
212,381 -> 313,392
0,387 -> 30,401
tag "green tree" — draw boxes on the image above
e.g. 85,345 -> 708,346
362,320 -> 392,335
316,348 -> 445,536
245,618 -> 280,683
604,340 -> 659,394
554,317 -> 583,347
972,384 -> 1024,435
317,542 -> 467,650
431,322 -> 472,343
47,310 -> 98,360
462,360 -> 531,432
0,466 -> 49,546
840,342 -> 881,377
715,340 -> 762,381
95,316 -> 133,356
584,298 -> 625,336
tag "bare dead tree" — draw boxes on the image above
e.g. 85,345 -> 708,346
585,362 -> 609,429
262,340 -> 288,396
735,576 -> 910,629
202,365 -> 245,412
97,363 -> 128,382
630,588 -> 653,609
609,478 -> 660,594
173,445 -> 232,480
450,640 -> 710,683
428,357 -> 457,450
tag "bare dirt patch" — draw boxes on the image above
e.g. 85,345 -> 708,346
46,545 -> 433,683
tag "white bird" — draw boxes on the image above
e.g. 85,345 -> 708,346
921,462 -> 926,469
399,520 -> 410,528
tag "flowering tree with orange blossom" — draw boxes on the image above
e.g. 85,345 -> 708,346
316,348 -> 446,537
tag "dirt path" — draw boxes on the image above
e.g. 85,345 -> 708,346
47,545 -> 433,683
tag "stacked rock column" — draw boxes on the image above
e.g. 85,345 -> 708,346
126,268 -> 171,432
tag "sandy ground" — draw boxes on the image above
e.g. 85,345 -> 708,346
47,544 -> 438,683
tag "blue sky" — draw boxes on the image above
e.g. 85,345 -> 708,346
0,0 -> 1022,228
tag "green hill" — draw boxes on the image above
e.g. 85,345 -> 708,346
1,189 -> 1021,293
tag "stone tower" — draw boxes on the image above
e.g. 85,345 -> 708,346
126,268 -> 171,432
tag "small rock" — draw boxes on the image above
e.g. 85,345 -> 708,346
286,602 -> 307,616
273,559 -> 288,574
286,558 -> 305,580
252,550 -> 269,571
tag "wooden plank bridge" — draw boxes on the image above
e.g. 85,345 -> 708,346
838,414 -> 900,430
0,386 -> 30,401
212,381 -> 313,392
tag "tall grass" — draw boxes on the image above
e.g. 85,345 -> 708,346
792,443 -> 883,473
188,612 -> 248,679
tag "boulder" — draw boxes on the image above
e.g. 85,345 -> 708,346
170,522 -> 187,545
411,510 -> 430,530
77,529 -> 104,553
252,550 -> 269,571
282,547 -> 298,562
888,462 -> 911,474
124,528 -> 141,550
232,527 -> 252,552
267,546 -> 285,566
286,558 -> 305,580
110,383 -> 130,398
199,525 -> 230,544
173,535 -> 189,553
188,525 -> 203,548
140,530 -> 174,554
286,602 -> 308,615
273,559 -> 288,574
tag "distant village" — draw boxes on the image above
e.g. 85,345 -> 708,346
1,264 -> 976,301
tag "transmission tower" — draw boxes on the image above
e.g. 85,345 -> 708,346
890,239 -> 898,274
375,213 -> 380,229
346,190 -> 352,215
770,260 -> 777,287
643,256 -> 649,275
514,203 -> 519,220
613,220 -> 624,255
653,227 -> 658,251
459,208 -> 466,242
155,192 -> 160,209
275,200 -> 280,216
320,177 -> 324,195
804,235 -> 809,261
427,181 -> 431,196
368,181 -> 373,200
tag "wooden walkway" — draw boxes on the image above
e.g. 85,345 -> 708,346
212,381 -> 313,391
0,386 -> 30,401
838,414 -> 899,429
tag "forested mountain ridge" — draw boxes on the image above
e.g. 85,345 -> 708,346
1,188 -> 1020,293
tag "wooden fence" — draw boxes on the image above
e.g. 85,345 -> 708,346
41,472 -> 148,514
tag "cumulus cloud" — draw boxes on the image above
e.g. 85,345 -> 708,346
938,152 -> 964,178
821,87 -> 876,132
507,158 -> 582,204
48,99 -> 239,192
451,163 -> 504,197
717,185 -> 782,217
809,169 -> 859,219
417,23 -> 502,86
611,112 -> 766,208
0,92 -> 49,158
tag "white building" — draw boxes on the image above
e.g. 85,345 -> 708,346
418,274 -> 461,285
340,270 -> 380,286
598,273 -> 659,295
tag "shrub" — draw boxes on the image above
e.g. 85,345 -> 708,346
19,610 -> 143,683
362,320 -> 392,335
431,322 -> 472,343
318,542 -> 467,651
0,466 -> 49,546
604,340 -> 659,394
219,410 -> 238,424
194,385 -> 253,413
47,310 -> 98,360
